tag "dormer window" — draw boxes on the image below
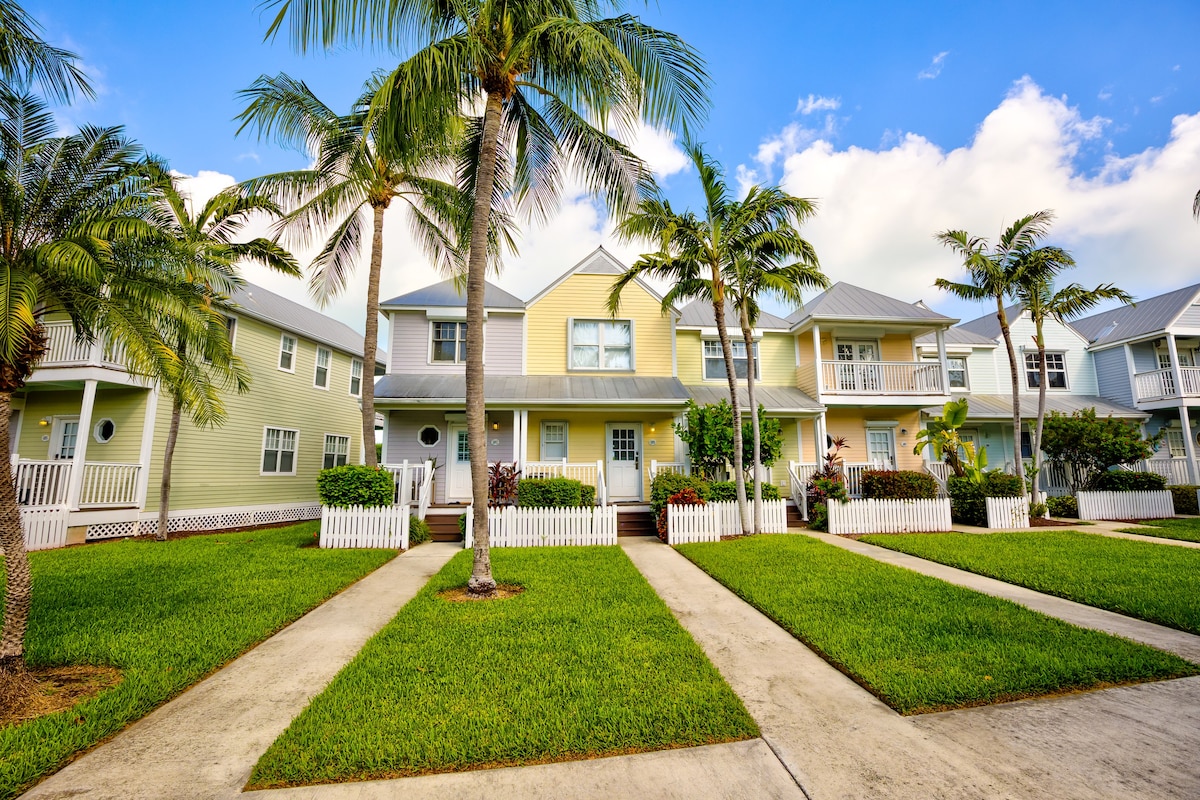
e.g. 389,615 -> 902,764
431,321 -> 467,363
570,319 -> 632,370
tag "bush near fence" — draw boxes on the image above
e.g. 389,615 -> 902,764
1094,471 -> 1168,492
657,487 -> 706,541
517,478 -> 584,508
1168,485 -> 1200,515
861,470 -> 938,500
318,465 -> 394,508
650,472 -> 709,517
948,471 -> 1023,526
409,516 -> 431,546
707,481 -> 781,502
1047,495 -> 1078,518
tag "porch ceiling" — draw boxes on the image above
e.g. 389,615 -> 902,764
374,374 -> 691,407
923,394 -> 1149,420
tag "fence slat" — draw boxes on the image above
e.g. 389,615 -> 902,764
985,496 -> 1030,529
320,505 -> 409,549
1077,491 -> 1173,521
827,498 -> 952,535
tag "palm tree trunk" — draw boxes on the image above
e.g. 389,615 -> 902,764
739,305 -> 762,534
464,91 -> 503,596
361,203 -> 385,469
156,397 -> 182,541
714,296 -> 749,533
0,390 -> 34,699
997,299 -> 1027,494
1033,321 -> 1048,514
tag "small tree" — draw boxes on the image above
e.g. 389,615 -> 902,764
741,408 -> 783,473
913,399 -> 987,481
1040,409 -> 1159,492
675,400 -> 736,480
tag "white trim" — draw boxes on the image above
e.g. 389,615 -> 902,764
522,314 -> 529,375
1023,349 -> 1069,391
428,319 -> 469,365
701,338 -> 760,382
313,346 -> 332,390
349,358 -> 363,397
416,424 -> 442,448
540,420 -> 569,461
260,426 -> 300,476
131,500 -> 322,539
49,415 -> 80,461
134,386 -> 159,508
832,338 -> 883,361
92,417 -> 116,443
278,333 -> 297,373
525,247 -> 678,315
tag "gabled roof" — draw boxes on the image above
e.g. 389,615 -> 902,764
230,282 -> 380,359
525,246 -> 675,315
380,279 -> 525,310
677,299 -> 791,330
956,304 -> 1024,340
914,327 -> 998,348
786,282 -> 956,328
1071,284 -> 1200,348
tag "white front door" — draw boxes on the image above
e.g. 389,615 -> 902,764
50,416 -> 80,460
606,423 -> 643,501
446,423 -> 472,502
865,427 -> 896,469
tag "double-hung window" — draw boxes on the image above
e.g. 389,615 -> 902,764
923,355 -> 969,389
1025,351 -> 1067,389
541,421 -> 568,460
323,434 -> 350,469
314,347 -> 331,389
431,321 -> 467,363
1166,429 -> 1187,458
278,334 -> 297,372
571,320 -> 632,370
262,427 -> 298,474
703,339 -> 759,380
349,359 -> 363,396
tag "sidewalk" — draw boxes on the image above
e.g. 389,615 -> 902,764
952,518 -> 1200,550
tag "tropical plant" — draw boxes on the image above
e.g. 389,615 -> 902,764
672,399 -> 734,480
913,398 -> 987,481
264,0 -> 708,595
1041,408 -> 1160,492
488,461 -> 521,505
236,72 -> 473,469
0,0 -> 92,102
935,210 -> 1060,495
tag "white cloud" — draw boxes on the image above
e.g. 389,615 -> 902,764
740,76 -> 1200,319
1098,88 -> 1113,101
796,94 -> 841,115
918,51 -> 950,80
625,123 -> 689,180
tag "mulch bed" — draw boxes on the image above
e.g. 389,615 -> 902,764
437,584 -> 525,602
1029,517 -> 1076,527
1,665 -> 122,728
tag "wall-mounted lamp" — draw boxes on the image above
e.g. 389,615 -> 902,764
492,422 -> 499,431
650,425 -> 656,433
38,417 -> 50,427
900,428 -> 908,435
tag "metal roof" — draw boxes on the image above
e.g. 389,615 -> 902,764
787,282 -> 956,327
229,282 -> 381,359
677,299 -> 791,329
914,327 -> 998,347
380,278 -> 525,310
686,384 -> 822,414
923,394 -> 1148,420
374,374 -> 691,405
955,304 -> 1024,340
1071,284 -> 1200,348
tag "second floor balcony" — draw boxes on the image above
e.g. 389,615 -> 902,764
820,360 -> 946,397
39,320 -> 127,371
1133,367 -> 1200,402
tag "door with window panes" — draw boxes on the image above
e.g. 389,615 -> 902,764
835,341 -> 881,392
865,427 -> 896,469
446,423 -> 472,501
605,423 -> 642,500
50,417 -> 79,460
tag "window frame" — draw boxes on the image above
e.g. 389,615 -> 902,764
313,346 -> 331,390
1024,350 -> 1069,390
923,354 -> 969,389
540,420 -> 569,461
349,358 -> 363,397
322,433 -> 350,470
833,339 -> 882,362
1165,429 -> 1186,458
568,317 -> 635,372
261,426 -> 299,476
702,338 -> 760,381
278,333 -> 297,373
429,320 -> 468,364
417,425 -> 441,448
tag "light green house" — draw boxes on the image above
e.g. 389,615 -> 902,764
11,282 -> 372,541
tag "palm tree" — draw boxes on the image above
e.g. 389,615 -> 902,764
143,162 -> 300,540
723,184 -> 826,533
265,0 -> 707,594
935,211 -> 1059,494
236,73 -> 471,469
0,0 -> 92,102
1193,189 -> 1199,221
0,90 -> 189,695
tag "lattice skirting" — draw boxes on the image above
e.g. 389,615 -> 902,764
85,502 -> 321,541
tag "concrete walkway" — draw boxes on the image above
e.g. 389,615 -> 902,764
952,519 -> 1200,550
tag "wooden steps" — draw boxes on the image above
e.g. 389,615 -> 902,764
617,510 -> 656,537
425,513 -> 464,542
787,503 -> 806,528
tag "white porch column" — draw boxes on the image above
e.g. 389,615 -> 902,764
379,410 -> 390,465
1167,334 -> 1186,402
814,414 -> 827,462
511,409 -> 521,467
811,324 -> 824,402
67,379 -> 98,510
133,385 -> 160,509
1180,406 -> 1198,485
520,410 -> 530,466
935,327 -> 950,393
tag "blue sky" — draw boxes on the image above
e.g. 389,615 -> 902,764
27,1 -> 1200,329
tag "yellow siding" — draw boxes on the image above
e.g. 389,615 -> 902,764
526,274 -> 674,377
816,332 -> 916,361
677,330 -> 703,384
677,330 -> 794,386
17,388 -> 148,463
796,336 -> 817,397
825,408 -> 924,471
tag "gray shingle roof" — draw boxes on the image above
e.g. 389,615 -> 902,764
923,394 -> 1147,420
677,299 -> 790,329
380,279 -> 525,310
787,282 -> 955,327
956,304 -> 1024,340
374,375 -> 690,405
1071,284 -> 1200,347
914,327 -> 999,347
686,384 -> 822,413
229,282 -> 380,359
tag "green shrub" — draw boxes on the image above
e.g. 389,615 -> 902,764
861,470 -> 938,500
1093,471 -> 1168,492
517,477 -> 583,507
708,481 -> 781,502
580,484 -> 596,507
458,513 -> 467,536
947,471 -> 1023,526
408,516 -> 431,546
650,472 -> 709,519
657,487 -> 706,540
1168,485 -> 1200,515
807,477 -> 848,532
1047,495 -> 1078,518
317,465 -> 394,508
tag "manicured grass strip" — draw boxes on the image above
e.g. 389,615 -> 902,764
1,523 -> 396,800
678,536 -> 1196,715
1118,517 -> 1200,543
862,531 -> 1200,635
248,547 -> 757,789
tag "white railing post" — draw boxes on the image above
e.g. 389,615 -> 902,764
66,379 -> 98,511
596,459 -> 607,506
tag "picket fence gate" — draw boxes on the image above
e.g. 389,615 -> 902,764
465,505 -> 618,547
667,500 -> 788,544
319,505 -> 409,549
21,505 -> 69,551
1077,491 -> 1174,521
828,498 -> 952,535
985,496 -> 1030,529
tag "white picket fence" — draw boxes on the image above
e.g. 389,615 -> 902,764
985,496 -> 1030,529
1077,491 -> 1174,521
464,504 -> 618,547
319,504 -> 410,549
666,499 -> 788,544
21,504 -> 70,551
828,498 -> 952,535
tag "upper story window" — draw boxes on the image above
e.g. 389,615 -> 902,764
921,355 -> 969,389
703,339 -> 759,380
431,321 -> 467,364
349,359 -> 363,396
323,434 -> 350,469
571,319 -> 632,370
278,334 -> 297,372
1025,351 -> 1067,389
314,347 -> 331,389
835,340 -> 880,362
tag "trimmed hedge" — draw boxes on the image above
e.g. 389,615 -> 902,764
1093,471 -> 1168,492
1168,485 -> 1200,516
317,465 -> 394,508
861,470 -> 938,500
708,481 -> 781,502
947,471 -> 1023,527
1047,495 -> 1078,518
409,516 -> 431,546
517,478 -> 583,508
650,472 -> 709,520
580,484 -> 596,507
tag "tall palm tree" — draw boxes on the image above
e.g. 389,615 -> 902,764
723,184 -> 826,533
0,90 -> 188,695
935,211 -> 1058,494
0,0 -> 92,102
236,73 -> 470,469
143,162 -> 300,540
265,0 -> 708,594
1193,189 -> 1199,221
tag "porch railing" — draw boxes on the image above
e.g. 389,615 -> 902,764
522,460 -> 604,497
820,361 -> 944,396
14,459 -> 71,506
384,461 -> 429,506
78,462 -> 141,507
1133,367 -> 1200,402
648,460 -> 688,478
788,461 -> 819,520
924,462 -> 950,496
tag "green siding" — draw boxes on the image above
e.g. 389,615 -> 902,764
17,389 -> 149,464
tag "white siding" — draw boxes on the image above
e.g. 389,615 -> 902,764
1007,311 -> 1097,395
388,311 -> 524,375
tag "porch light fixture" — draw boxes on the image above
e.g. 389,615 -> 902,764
38,417 -> 50,427
492,421 -> 499,431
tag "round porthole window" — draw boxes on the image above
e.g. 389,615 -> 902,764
418,425 -> 441,447
93,418 -> 116,443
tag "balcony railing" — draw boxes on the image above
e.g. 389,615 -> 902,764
38,320 -> 127,369
14,458 -> 140,508
1133,367 -> 1200,402
820,361 -> 944,396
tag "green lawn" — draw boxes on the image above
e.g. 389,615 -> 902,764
1,523 -> 396,800
861,531 -> 1200,635
248,547 -> 757,789
678,536 -> 1196,715
1118,517 -> 1200,543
